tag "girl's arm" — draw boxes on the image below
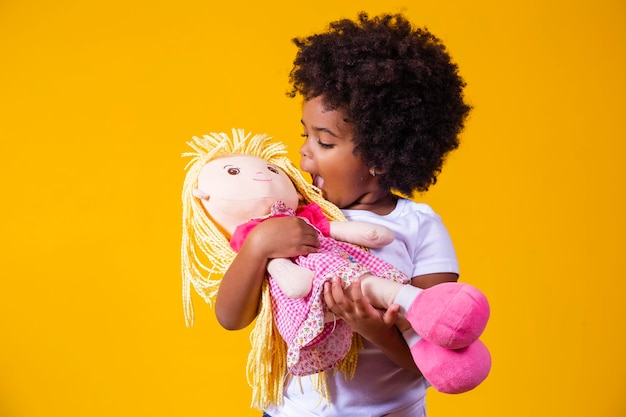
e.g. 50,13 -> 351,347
215,216 -> 320,330
323,272 -> 458,372
411,272 -> 458,289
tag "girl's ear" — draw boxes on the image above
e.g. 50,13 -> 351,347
192,189 -> 210,200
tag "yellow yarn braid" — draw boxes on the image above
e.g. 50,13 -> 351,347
181,128 -> 361,409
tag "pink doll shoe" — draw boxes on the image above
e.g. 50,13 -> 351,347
411,338 -> 491,394
405,282 -> 492,393
407,282 -> 490,349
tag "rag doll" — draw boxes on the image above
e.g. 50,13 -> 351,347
181,129 -> 491,408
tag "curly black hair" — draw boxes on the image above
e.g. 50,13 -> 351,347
289,12 -> 471,196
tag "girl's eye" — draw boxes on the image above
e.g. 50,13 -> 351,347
302,132 -> 333,149
227,167 -> 240,175
317,139 -> 334,149
267,166 -> 279,174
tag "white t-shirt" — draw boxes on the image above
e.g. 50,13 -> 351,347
264,198 -> 459,417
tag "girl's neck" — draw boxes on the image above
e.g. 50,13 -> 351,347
343,192 -> 398,215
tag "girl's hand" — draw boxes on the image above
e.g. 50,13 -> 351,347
216,216 -> 319,330
323,276 -> 420,372
246,216 -> 320,259
323,276 -> 398,338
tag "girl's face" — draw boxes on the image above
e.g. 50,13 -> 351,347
299,96 -> 393,213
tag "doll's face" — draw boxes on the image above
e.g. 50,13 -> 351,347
194,154 -> 300,235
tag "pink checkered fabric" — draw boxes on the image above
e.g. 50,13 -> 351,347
231,201 -> 410,376
266,204 -> 410,376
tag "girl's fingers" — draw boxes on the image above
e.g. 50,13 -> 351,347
381,304 -> 400,326
323,281 -> 335,310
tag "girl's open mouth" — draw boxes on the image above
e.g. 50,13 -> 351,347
312,174 -> 324,189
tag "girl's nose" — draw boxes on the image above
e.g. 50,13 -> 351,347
299,141 -> 309,158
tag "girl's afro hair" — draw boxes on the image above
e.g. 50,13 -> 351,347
289,12 -> 471,196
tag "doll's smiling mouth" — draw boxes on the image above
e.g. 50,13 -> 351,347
253,178 -> 272,182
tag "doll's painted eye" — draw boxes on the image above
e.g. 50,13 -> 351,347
267,165 -> 279,174
227,167 -> 240,175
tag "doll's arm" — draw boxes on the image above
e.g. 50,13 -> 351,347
329,221 -> 395,248
267,258 -> 314,298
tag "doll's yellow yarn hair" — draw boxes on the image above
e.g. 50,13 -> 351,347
181,128 -> 361,409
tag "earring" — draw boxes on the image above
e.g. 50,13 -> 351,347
369,168 -> 376,177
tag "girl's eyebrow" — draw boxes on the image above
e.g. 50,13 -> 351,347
223,164 -> 234,169
300,119 -> 340,138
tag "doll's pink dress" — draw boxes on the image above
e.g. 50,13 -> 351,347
230,201 -> 410,376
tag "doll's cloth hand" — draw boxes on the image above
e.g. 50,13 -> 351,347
267,258 -> 315,298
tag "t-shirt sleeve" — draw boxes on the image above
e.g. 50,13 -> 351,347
411,212 -> 459,277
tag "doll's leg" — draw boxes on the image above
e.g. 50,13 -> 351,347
394,282 -> 490,349
393,282 -> 492,394
411,337 -> 492,394
358,274 -> 408,309
359,277 -> 489,349
358,276 -> 492,393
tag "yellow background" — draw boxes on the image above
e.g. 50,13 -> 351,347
1,1 -> 624,416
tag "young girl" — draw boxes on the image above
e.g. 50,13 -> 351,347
215,12 -> 473,416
